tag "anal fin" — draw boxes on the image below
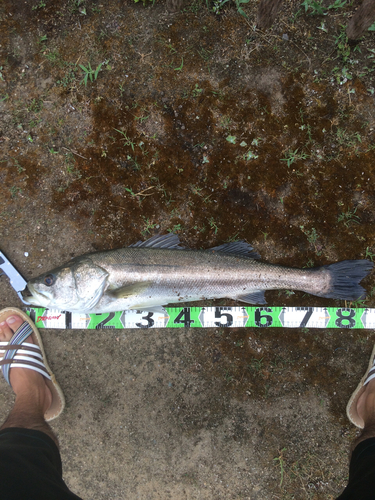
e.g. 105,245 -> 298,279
237,290 -> 267,305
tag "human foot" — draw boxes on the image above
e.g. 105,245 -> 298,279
347,345 -> 375,429
0,308 -> 65,421
356,378 -> 375,429
0,314 -> 52,415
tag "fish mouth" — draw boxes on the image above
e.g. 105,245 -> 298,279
22,284 -> 51,307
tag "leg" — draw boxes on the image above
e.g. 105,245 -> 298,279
0,311 -> 82,500
352,378 -> 375,447
337,352 -> 375,499
0,315 -> 58,446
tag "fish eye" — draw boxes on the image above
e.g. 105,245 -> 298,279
44,274 -> 56,287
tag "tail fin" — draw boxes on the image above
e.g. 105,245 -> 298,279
318,260 -> 373,300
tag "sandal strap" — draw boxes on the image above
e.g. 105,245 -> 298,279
1,322 -> 51,386
0,359 -> 51,380
365,365 -> 375,386
0,342 -> 44,361
0,341 -> 42,355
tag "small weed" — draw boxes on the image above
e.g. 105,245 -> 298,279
141,217 -> 157,236
212,0 -> 230,15
114,129 -> 135,151
334,26 -> 351,62
335,128 -> 361,148
300,226 -> 322,254
56,65 -> 78,87
338,207 -> 360,227
304,258 -> 315,268
301,0 -> 347,15
234,0 -> 250,17
281,148 -> 309,167
226,135 -> 236,144
134,0 -> 156,6
209,217 -> 219,234
198,47 -> 213,61
13,159 -> 25,173
27,98 -> 43,113
224,369 -> 234,384
124,187 -> 136,197
170,223 -> 183,232
125,155 -> 140,171
247,357 -> 263,373
192,83 -> 203,97
79,61 -> 103,86
10,186 -> 22,198
32,0 -> 46,10
219,116 -> 231,129
365,248 -> 375,262
174,58 -> 184,71
44,50 -> 62,65
212,0 -> 249,17
274,448 -> 287,488
243,150 -> 258,161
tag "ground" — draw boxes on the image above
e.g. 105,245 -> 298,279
1,0 -> 375,498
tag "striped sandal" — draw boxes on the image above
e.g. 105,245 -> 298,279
346,345 -> 375,429
0,308 -> 65,421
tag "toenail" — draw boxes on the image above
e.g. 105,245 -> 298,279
0,321 -> 5,326
6,316 -> 17,324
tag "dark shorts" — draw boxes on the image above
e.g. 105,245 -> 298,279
1,427 -> 374,499
337,437 -> 375,499
0,427 -> 82,500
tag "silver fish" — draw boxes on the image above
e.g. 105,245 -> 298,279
23,233 -> 373,312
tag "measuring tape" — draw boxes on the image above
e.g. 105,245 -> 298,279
25,306 -> 375,330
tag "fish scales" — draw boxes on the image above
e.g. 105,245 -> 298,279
91,248 -> 326,295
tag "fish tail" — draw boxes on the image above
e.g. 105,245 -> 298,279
318,260 -> 373,301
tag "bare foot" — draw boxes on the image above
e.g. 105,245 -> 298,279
0,315 -> 52,416
356,378 -> 375,429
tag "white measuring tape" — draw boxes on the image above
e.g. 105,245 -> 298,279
25,306 -> 374,330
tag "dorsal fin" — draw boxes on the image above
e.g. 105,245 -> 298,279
208,241 -> 260,259
129,233 -> 185,249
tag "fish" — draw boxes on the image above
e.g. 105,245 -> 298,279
22,233 -> 374,313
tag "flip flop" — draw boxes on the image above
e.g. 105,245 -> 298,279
346,344 -> 375,429
0,307 -> 65,421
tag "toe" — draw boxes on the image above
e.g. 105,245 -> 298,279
0,315 -> 25,342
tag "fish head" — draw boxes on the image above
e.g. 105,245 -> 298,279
23,258 -> 109,311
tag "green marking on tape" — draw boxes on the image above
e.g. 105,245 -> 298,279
87,311 -> 124,329
165,307 -> 202,328
325,307 -> 363,329
244,306 -> 284,328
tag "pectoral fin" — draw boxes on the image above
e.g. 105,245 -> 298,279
106,281 -> 153,299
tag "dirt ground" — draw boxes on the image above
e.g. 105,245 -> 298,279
1,0 -> 375,498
